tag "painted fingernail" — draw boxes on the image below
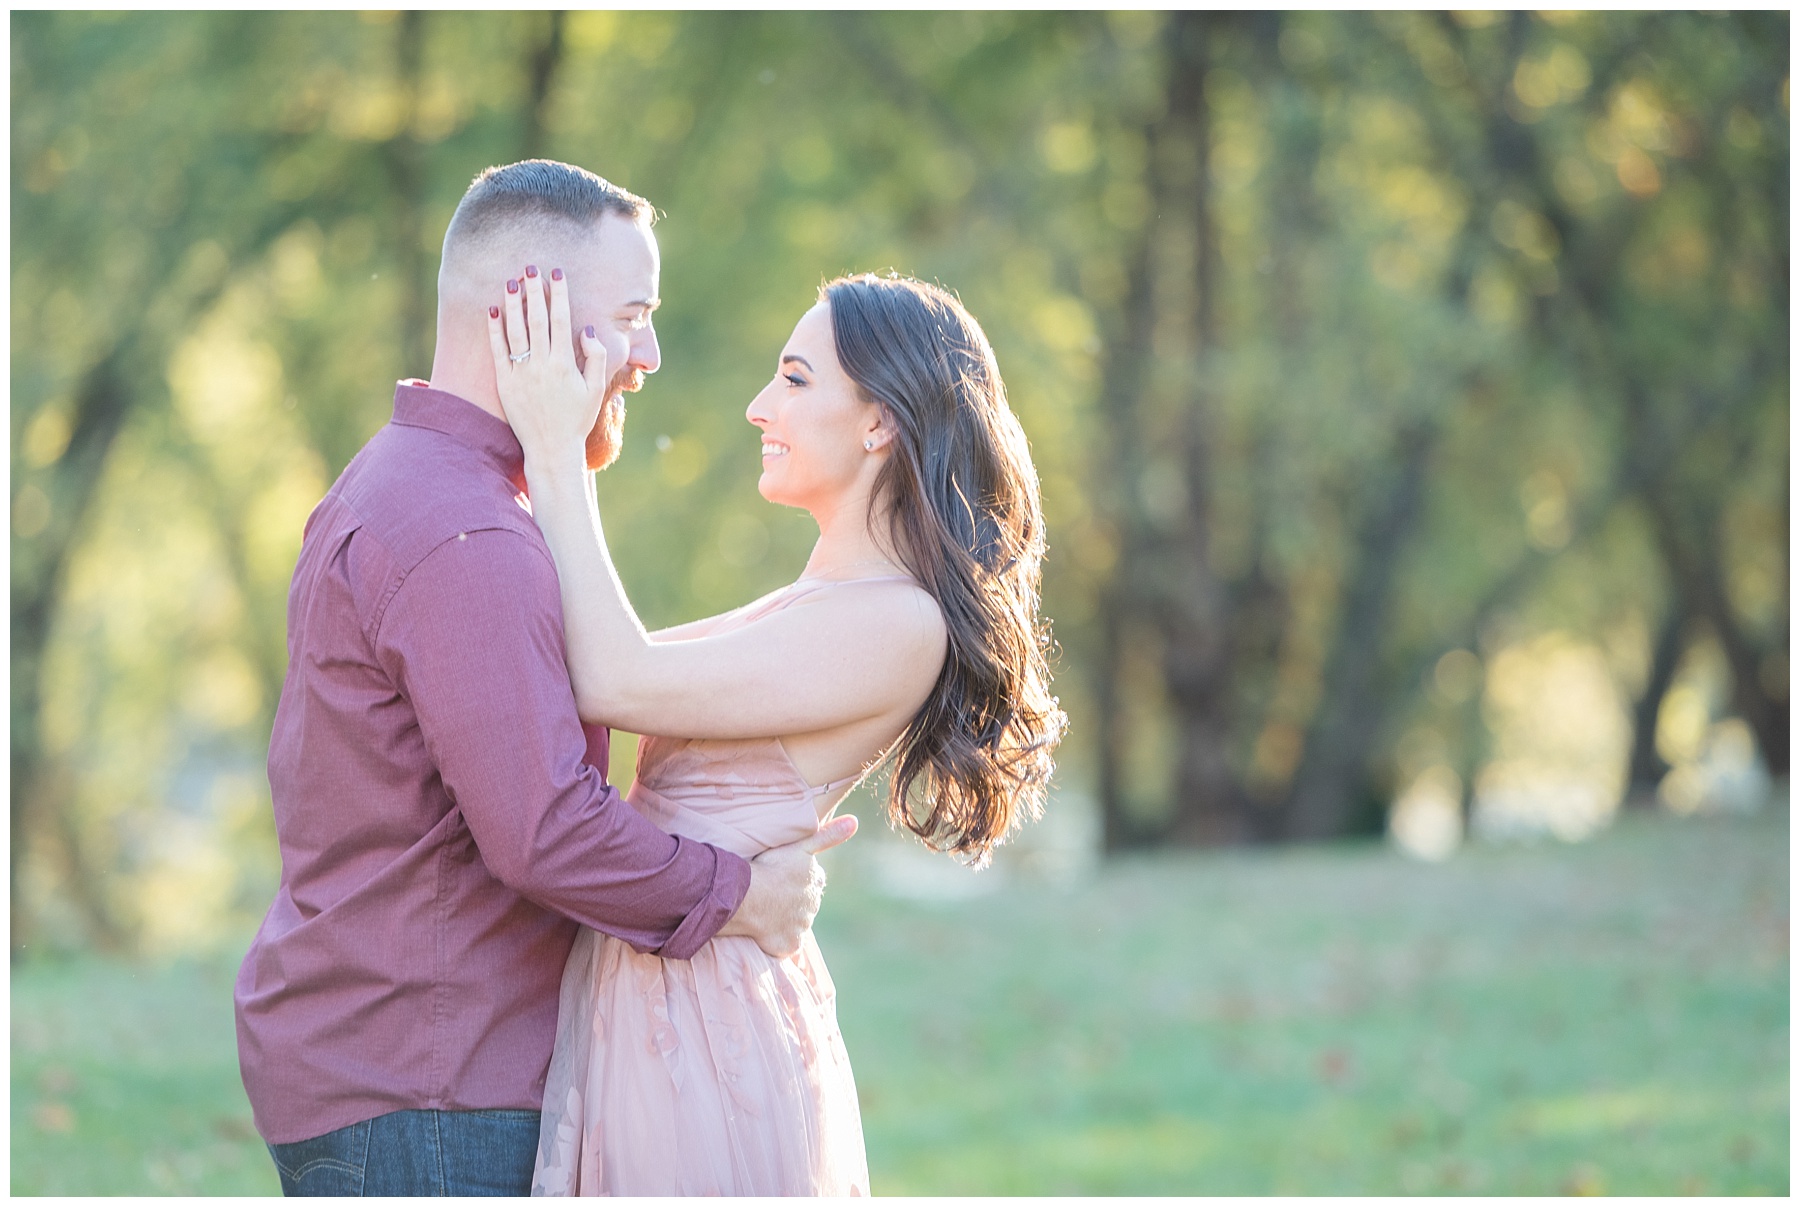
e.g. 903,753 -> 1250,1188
584,325 -> 596,339
551,267 -> 564,281
525,265 -> 538,278
507,279 -> 519,294
488,305 -> 500,319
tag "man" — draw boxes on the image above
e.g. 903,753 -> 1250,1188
235,159 -> 855,1196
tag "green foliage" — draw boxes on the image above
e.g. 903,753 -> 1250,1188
9,11 -> 1789,949
1081,11 -> 1787,841
11,811 -> 1787,1194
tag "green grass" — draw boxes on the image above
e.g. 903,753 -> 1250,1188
11,957 -> 278,1195
12,808 -> 1788,1195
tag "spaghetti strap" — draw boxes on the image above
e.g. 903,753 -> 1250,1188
790,573 -> 919,589
811,772 -> 860,797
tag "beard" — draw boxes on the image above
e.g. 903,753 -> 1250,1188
584,364 -> 644,471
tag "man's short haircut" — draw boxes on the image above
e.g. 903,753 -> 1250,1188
446,159 -> 654,249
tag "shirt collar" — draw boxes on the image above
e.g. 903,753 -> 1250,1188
389,380 -> 526,488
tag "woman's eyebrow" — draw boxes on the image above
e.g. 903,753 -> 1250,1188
780,354 -> 814,372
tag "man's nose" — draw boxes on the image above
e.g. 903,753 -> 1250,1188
630,325 -> 661,375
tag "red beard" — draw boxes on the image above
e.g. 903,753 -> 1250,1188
584,365 -> 643,471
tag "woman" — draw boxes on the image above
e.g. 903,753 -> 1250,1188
487,270 -> 1064,1195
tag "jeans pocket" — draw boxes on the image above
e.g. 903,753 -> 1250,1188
268,1119 -> 370,1197
438,1110 -> 541,1196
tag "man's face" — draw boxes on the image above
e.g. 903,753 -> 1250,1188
564,214 -> 661,470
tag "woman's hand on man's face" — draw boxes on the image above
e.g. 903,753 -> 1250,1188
486,265 -> 610,467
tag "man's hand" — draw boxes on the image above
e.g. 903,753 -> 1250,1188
718,814 -> 857,959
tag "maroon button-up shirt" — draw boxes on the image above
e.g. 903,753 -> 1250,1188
235,382 -> 751,1145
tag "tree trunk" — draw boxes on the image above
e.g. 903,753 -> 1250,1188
1093,601 -> 1135,851
1092,230 -> 1161,850
1091,12 -> 1216,849
1283,421 -> 1438,840
1643,488 -> 1789,778
1623,607 -> 1687,808
520,12 -> 567,161
11,347 -> 139,955
1156,11 -> 1260,846
382,11 -> 432,381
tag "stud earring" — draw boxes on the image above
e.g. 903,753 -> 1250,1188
864,439 -> 874,450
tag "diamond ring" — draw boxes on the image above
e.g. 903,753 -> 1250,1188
509,350 -> 531,363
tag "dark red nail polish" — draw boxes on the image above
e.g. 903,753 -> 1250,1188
507,279 -> 519,294
489,305 -> 500,319
551,267 -> 563,281
584,325 -> 595,339
525,265 -> 538,278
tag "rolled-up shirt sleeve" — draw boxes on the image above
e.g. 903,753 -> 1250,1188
373,525 -> 749,958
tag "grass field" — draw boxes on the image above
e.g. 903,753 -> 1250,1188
11,806 -> 1788,1195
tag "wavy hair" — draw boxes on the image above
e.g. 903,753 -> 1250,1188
824,273 -> 1067,866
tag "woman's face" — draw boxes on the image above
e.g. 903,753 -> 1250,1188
745,302 -> 884,511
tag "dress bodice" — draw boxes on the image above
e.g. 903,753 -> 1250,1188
536,571 -> 895,1194
623,576 -> 913,860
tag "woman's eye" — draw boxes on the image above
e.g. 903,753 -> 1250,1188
784,373 -> 806,387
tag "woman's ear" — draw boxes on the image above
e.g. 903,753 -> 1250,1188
862,407 -> 898,453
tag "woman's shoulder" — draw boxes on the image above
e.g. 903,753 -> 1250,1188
789,575 -> 947,645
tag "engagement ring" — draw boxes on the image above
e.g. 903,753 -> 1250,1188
509,350 -> 532,363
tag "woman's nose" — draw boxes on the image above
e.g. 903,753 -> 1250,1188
746,382 -> 775,427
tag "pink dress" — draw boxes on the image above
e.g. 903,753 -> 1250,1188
533,581 -> 877,1196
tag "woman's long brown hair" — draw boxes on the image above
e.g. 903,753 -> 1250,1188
824,273 -> 1067,866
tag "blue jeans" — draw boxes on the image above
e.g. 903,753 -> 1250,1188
266,1108 -> 540,1196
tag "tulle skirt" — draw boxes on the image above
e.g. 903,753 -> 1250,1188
532,926 -> 868,1196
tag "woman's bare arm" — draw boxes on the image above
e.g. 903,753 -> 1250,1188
522,453 -> 943,737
